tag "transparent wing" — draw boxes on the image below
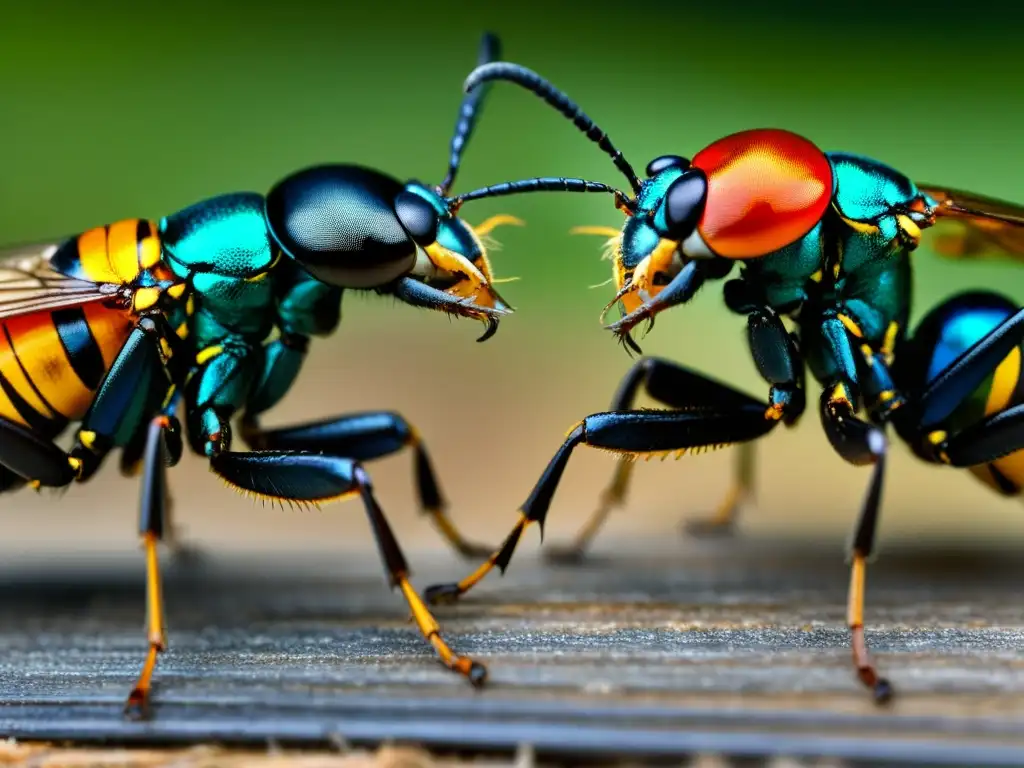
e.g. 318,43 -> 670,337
0,241 -> 117,320
918,184 -> 1024,261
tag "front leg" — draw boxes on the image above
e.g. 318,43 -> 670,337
549,305 -> 805,561
817,313 -> 893,703
425,369 -> 781,605
689,305 -> 805,534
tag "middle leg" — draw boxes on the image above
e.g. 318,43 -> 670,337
239,411 -> 494,559
544,358 -> 764,562
240,331 -> 491,560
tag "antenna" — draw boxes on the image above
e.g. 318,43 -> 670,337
447,177 -> 631,213
464,62 -> 642,194
437,32 -> 502,196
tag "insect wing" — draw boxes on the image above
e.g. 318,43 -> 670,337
919,184 -> 1024,261
0,241 -> 117,320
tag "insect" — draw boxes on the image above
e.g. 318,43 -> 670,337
424,59 -> 1024,703
0,33 -> 527,719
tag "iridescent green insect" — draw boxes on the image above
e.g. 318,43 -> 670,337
0,33 -> 527,719
424,59 -> 1024,705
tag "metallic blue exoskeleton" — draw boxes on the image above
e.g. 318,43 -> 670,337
0,33 -> 522,718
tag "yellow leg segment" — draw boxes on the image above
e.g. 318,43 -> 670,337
125,533 -> 166,719
397,574 -> 486,685
428,515 -> 533,604
426,507 -> 493,560
547,459 -> 634,562
847,552 -> 892,702
686,442 -> 754,536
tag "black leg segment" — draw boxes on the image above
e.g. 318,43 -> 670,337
0,417 -> 78,487
914,308 -> 1024,429
426,390 -> 780,605
208,448 -> 486,685
942,403 -> 1024,467
123,414 -> 181,721
240,411 -> 492,558
547,356 -> 781,561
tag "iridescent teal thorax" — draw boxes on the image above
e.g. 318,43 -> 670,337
158,192 -> 339,351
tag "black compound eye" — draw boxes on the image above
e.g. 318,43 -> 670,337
664,170 -> 708,238
265,164 -> 416,289
646,155 -> 690,177
394,191 -> 439,246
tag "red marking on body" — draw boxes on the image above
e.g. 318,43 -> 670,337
692,128 -> 833,259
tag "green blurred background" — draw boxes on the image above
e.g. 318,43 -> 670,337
1,0 -> 1023,563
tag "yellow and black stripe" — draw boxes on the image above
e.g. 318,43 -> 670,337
49,218 -> 168,286
971,343 -> 1024,494
0,216 -> 184,443
0,301 -> 134,439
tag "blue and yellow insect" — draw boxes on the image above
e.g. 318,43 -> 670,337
424,59 -> 1024,704
0,33 -> 526,719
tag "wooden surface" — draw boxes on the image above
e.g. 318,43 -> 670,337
2,533 -> 1024,765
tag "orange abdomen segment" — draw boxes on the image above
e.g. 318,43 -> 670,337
50,218 -> 169,285
691,128 -> 833,259
0,303 -> 134,437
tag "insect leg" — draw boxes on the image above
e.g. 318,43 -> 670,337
690,305 -> 805,535
818,315 -> 893,703
0,417 -> 80,488
185,345 -> 484,685
124,412 -> 183,721
546,355 -> 772,562
69,316 -> 179,481
0,465 -> 24,492
0,316 -> 174,488
425,382 -> 780,605
241,332 -> 490,558
210,449 -> 486,685
241,410 -> 493,559
923,404 -> 1024,478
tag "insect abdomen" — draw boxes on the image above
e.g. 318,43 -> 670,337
0,303 -> 135,439
49,218 -> 163,285
0,219 -> 163,440
909,292 -> 1024,494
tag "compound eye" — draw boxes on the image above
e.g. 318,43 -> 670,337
395,191 -> 439,246
645,155 -> 690,177
664,170 -> 708,238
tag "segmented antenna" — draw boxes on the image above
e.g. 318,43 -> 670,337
437,32 -> 502,196
464,62 -> 642,194
447,177 -> 627,212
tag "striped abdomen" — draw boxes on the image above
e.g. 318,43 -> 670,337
0,303 -> 134,438
0,218 -> 171,438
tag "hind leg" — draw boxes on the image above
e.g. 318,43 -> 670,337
0,318 -> 182,717
124,413 -> 183,719
0,465 -> 23,492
